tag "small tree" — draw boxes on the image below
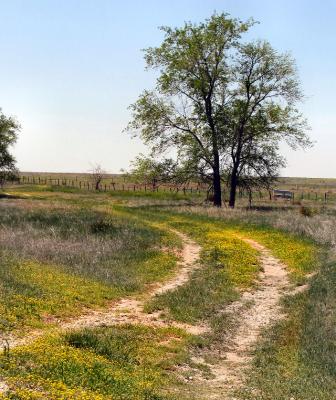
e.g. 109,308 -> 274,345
0,109 -> 20,188
90,164 -> 106,191
130,155 -> 179,189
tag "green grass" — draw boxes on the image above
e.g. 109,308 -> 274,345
0,325 -> 193,400
167,212 -> 320,282
0,251 -> 177,332
237,226 -> 319,283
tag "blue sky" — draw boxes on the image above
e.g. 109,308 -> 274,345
1,0 -> 335,177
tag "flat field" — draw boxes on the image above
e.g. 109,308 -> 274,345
0,183 -> 335,399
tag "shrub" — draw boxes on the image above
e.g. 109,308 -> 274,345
300,205 -> 314,217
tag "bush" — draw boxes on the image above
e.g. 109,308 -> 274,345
300,205 -> 314,217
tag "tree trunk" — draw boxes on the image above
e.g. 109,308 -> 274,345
229,166 -> 238,208
204,93 -> 221,207
248,189 -> 252,209
213,171 -> 222,207
213,152 -> 222,207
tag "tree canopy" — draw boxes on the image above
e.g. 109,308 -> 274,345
0,109 -> 20,187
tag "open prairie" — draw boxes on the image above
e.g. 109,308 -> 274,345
0,182 -> 335,399
1,2 -> 336,399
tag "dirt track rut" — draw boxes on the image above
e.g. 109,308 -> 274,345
187,237 -> 290,399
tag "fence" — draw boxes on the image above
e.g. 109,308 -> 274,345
17,175 -> 207,195
12,175 -> 336,204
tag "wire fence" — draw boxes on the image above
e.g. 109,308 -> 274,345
12,175 -> 336,204
17,175 -> 207,195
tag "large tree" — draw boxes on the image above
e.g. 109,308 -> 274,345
127,13 -> 252,206
0,109 -> 20,188
127,14 -> 311,207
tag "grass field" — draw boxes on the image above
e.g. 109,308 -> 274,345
0,198 -> 179,331
0,183 -> 335,399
